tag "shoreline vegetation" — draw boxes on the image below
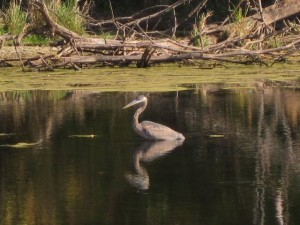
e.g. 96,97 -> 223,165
0,0 -> 300,71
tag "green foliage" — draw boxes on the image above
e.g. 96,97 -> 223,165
0,25 -> 5,35
191,27 -> 211,47
2,0 -> 27,35
190,12 -> 213,47
232,7 -> 245,23
287,21 -> 300,33
228,4 -> 251,38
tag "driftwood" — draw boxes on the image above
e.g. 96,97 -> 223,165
35,37 -> 300,67
1,0 -> 300,70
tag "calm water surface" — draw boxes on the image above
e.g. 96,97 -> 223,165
0,88 -> 300,225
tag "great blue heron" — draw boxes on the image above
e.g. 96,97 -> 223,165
123,95 -> 185,140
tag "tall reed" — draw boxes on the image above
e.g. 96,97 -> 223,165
49,0 -> 86,35
3,0 -> 27,35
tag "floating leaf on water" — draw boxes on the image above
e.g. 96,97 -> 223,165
68,134 -> 98,138
0,142 -> 40,149
97,171 -> 106,175
209,134 -> 224,138
0,133 -> 16,136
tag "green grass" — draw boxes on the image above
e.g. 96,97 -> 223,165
23,35 -> 52,45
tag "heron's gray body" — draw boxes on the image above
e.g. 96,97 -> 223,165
134,120 -> 185,140
123,95 -> 185,141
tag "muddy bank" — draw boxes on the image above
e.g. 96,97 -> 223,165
0,46 -> 59,59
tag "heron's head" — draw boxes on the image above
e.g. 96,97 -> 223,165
123,95 -> 147,109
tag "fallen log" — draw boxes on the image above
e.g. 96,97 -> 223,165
51,53 -> 239,67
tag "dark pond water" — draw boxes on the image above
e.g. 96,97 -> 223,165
0,87 -> 300,225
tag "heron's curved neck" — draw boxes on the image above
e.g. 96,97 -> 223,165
133,101 -> 147,126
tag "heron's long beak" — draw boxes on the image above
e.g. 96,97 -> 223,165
123,99 -> 144,109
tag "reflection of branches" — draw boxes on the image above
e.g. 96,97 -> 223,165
0,91 -> 105,146
275,106 -> 291,224
253,87 -> 298,225
254,89 -> 267,225
274,88 -> 296,225
279,96 -> 296,164
276,182 -> 289,225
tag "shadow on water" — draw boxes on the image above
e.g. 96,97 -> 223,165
0,86 -> 299,225
125,140 -> 184,191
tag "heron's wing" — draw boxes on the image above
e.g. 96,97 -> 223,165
140,121 -> 183,140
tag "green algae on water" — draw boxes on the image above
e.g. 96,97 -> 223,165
0,64 -> 299,92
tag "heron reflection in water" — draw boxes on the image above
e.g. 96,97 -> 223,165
126,140 -> 184,190
123,95 -> 185,141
